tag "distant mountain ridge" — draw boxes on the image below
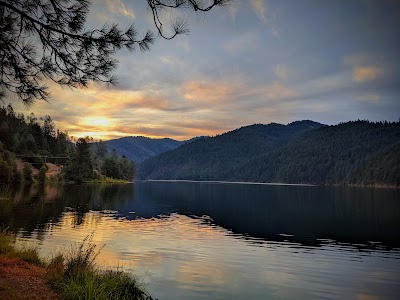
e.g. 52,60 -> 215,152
138,120 -> 323,179
138,120 -> 400,187
104,136 -> 185,163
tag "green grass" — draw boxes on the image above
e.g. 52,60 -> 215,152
47,234 -> 155,300
1,231 -> 155,300
0,230 -> 14,254
54,270 -> 151,300
87,178 -> 131,184
0,230 -> 42,265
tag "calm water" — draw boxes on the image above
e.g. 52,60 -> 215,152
1,181 -> 400,299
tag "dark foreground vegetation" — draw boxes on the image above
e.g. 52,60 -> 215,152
0,104 -> 135,184
139,120 -> 400,187
0,231 -> 155,300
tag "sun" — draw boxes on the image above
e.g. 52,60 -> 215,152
80,116 -> 113,128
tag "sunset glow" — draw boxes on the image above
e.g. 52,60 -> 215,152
9,0 -> 400,140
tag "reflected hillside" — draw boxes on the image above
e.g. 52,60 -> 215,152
1,182 -> 400,248
0,184 -> 135,239
130,182 -> 400,248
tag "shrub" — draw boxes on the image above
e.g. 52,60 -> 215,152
38,165 -> 47,184
23,163 -> 32,183
48,234 -> 156,300
0,230 -> 42,265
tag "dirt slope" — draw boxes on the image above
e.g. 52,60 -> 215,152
0,256 -> 58,300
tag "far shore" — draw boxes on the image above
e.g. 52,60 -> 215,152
139,179 -> 317,186
136,179 -> 399,189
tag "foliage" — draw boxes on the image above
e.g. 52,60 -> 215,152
0,0 -> 228,104
139,121 -> 323,181
0,104 -> 71,165
48,235 -> 155,300
147,0 -> 231,39
1,104 -> 136,184
0,231 -> 155,299
63,138 -> 136,183
63,234 -> 103,280
0,230 -> 42,265
0,229 -> 13,254
63,137 -> 94,183
0,0 -> 153,104
0,141 -> 16,184
101,150 -> 136,181
88,179 -> 129,184
92,140 -> 107,168
139,120 -> 400,187
22,162 -> 32,183
38,165 -> 47,185
118,156 -> 136,181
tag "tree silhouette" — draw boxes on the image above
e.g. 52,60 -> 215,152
0,0 -> 230,105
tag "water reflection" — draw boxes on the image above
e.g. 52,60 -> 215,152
1,182 -> 400,299
1,182 -> 400,248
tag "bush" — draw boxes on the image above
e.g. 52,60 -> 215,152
0,231 -> 156,299
23,162 -> 33,183
48,234 -> 156,300
38,165 -> 47,184
0,230 -> 42,265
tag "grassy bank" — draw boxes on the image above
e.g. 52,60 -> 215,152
0,231 -> 155,300
86,177 -> 131,184
0,230 -> 42,265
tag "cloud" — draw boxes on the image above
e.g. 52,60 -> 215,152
273,64 -> 290,81
357,93 -> 380,103
224,32 -> 258,55
228,1 -> 240,21
182,80 -> 237,103
166,120 -> 233,132
106,0 -> 135,18
160,56 -> 176,65
343,54 -> 384,83
352,66 -> 383,82
250,0 -> 268,24
343,53 -> 373,67
263,81 -> 297,99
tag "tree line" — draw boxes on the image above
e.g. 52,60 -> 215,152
0,104 -> 135,184
138,120 -> 400,187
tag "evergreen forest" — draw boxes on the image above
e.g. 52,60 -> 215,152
138,120 -> 400,187
0,104 -> 135,184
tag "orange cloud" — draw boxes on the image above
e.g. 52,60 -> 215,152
251,0 -> 267,24
182,81 -> 235,103
106,0 -> 135,18
66,84 -> 171,112
263,81 -> 296,99
357,93 -> 380,103
352,66 -> 382,82
78,116 -> 115,129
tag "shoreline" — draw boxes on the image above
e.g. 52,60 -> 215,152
135,179 -> 399,189
0,232 -> 155,300
138,179 -> 316,187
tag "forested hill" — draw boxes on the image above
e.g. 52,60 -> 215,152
104,136 -> 184,163
138,120 -> 400,187
138,120 -> 322,180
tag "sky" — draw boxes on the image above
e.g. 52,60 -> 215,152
11,0 -> 400,140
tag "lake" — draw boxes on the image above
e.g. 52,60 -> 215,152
1,181 -> 400,299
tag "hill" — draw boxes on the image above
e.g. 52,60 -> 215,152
138,120 -> 400,187
104,136 -> 185,163
138,120 -> 323,181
